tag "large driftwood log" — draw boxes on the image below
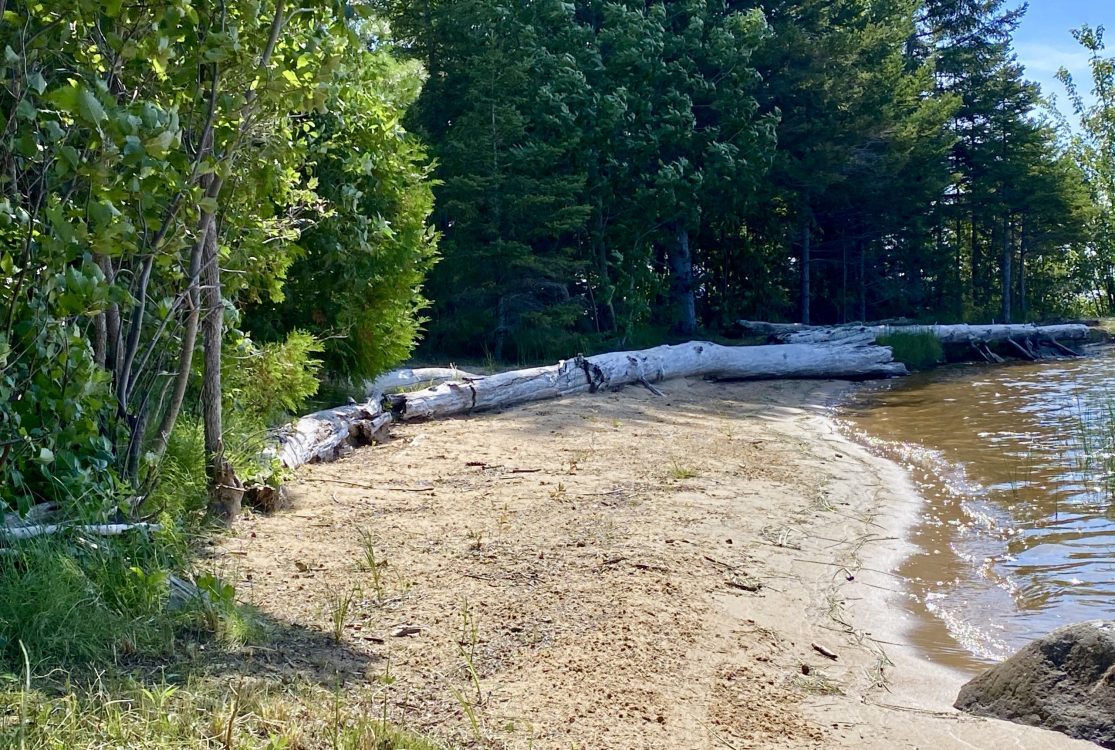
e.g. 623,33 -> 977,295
274,340 -> 905,466
739,321 -> 1090,346
392,340 -> 906,422
363,367 -> 480,397
276,400 -> 392,469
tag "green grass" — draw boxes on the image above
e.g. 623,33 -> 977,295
667,461 -> 699,480
0,674 -> 449,750
876,330 -> 944,371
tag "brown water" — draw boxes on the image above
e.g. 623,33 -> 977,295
839,350 -> 1115,673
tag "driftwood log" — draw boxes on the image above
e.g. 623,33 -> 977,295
392,340 -> 905,422
276,400 -> 392,468
363,366 -> 480,398
0,522 -> 161,542
275,340 -> 905,468
738,320 -> 1090,347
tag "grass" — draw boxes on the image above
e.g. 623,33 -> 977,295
668,461 -> 699,480
0,673 -> 448,750
326,587 -> 360,643
876,330 -> 944,371
357,529 -> 387,601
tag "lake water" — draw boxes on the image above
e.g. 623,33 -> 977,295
838,349 -> 1115,672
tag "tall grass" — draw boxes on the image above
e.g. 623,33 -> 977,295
0,674 -> 448,749
877,330 -> 944,371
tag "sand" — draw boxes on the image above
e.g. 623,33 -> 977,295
213,378 -> 1093,749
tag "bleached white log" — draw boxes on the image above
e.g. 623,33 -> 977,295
364,367 -> 480,397
393,340 -> 906,421
276,400 -> 391,469
0,522 -> 160,542
773,323 -> 1090,345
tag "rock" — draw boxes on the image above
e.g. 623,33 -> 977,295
954,620 -> 1115,748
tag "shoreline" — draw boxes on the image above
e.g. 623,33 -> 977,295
794,381 -> 1091,747
215,377 -> 1091,748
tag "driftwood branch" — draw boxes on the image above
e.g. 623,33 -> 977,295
0,522 -> 161,542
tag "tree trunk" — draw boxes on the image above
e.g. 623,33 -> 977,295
199,219 -> 235,520
151,215 -> 209,459
1019,228 -> 1027,320
1001,215 -> 1012,323
858,240 -> 866,322
669,225 -> 697,335
801,214 -> 811,325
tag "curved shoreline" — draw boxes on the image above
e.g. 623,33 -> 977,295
214,377 -> 1091,748
797,380 -> 1091,747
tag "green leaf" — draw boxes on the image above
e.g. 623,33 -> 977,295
77,88 -> 107,125
15,99 -> 35,121
47,83 -> 106,125
143,129 -> 176,158
36,447 -> 54,464
27,71 -> 47,95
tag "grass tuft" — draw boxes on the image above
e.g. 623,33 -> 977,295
876,330 -> 944,371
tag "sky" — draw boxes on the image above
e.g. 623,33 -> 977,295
1013,0 -> 1114,117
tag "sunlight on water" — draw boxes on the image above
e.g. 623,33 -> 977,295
839,350 -> 1115,671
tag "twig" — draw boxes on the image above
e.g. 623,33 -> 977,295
305,477 -> 434,492
812,642 -> 839,660
639,377 -> 666,397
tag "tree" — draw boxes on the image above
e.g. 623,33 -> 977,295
1059,25 -> 1115,315
244,41 -> 439,378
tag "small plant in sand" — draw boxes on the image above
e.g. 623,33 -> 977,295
466,528 -> 485,552
496,504 -> 512,539
668,461 -> 698,480
325,587 -> 360,643
358,528 -> 387,601
451,598 -> 486,743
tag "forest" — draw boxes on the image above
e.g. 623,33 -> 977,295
1,0 -> 1115,746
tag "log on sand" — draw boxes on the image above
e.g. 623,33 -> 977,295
739,321 -> 1090,347
392,340 -> 906,422
276,400 -> 392,469
275,340 -> 905,468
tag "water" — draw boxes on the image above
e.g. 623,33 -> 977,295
839,349 -> 1115,672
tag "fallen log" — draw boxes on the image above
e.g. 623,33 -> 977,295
392,340 -> 906,422
275,400 -> 392,469
363,366 -> 480,398
274,340 -> 905,466
760,322 -> 1090,346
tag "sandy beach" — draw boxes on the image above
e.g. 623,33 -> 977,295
213,377 -> 1093,749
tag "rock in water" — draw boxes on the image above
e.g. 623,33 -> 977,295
955,621 -> 1115,747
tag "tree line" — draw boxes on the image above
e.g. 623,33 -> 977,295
382,0 -> 1110,362
2,0 -> 1115,518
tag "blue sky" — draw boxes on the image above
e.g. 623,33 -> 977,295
1013,0 -> 1113,115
